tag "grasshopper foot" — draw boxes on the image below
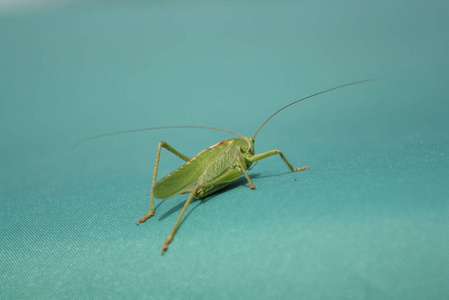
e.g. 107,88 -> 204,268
161,236 -> 173,255
294,166 -> 310,172
249,184 -> 256,189
136,211 -> 154,225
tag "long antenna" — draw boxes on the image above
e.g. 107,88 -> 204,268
73,125 -> 243,150
252,79 -> 376,139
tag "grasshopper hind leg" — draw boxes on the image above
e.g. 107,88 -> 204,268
161,186 -> 200,255
160,167 -> 242,254
137,141 -> 191,225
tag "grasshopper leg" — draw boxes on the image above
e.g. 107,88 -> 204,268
237,156 -> 256,189
161,168 -> 241,254
161,186 -> 200,255
249,149 -> 310,172
137,141 -> 191,225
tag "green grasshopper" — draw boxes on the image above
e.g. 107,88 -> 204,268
75,79 -> 375,254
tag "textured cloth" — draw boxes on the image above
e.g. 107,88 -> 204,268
1,2 -> 448,299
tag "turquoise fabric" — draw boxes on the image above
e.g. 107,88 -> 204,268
1,1 -> 448,299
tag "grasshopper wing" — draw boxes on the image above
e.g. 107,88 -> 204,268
153,140 -> 240,199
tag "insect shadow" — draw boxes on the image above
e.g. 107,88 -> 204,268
157,176 -> 256,222
157,170 -> 295,222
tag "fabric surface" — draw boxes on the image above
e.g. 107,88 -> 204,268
1,1 -> 448,299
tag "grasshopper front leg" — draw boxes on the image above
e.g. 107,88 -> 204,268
248,149 -> 309,172
136,141 -> 191,225
237,155 -> 256,189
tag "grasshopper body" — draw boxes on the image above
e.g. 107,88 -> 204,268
154,137 -> 255,200
143,136 -> 308,254
74,79 -> 375,254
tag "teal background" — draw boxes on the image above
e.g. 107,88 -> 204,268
1,1 -> 448,299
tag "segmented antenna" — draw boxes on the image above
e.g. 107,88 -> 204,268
72,126 -> 243,150
252,79 -> 376,139
73,79 -> 376,149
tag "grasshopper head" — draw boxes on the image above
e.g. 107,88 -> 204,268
238,136 -> 255,155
